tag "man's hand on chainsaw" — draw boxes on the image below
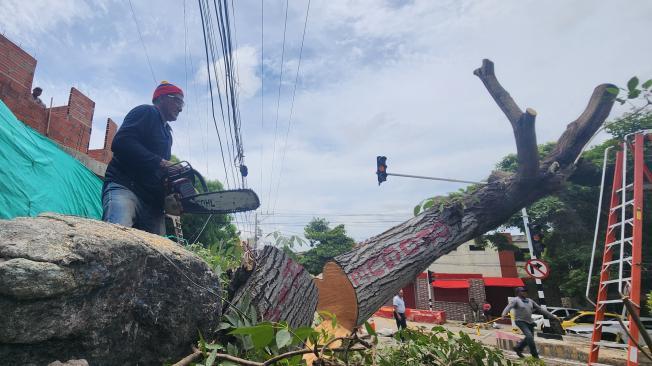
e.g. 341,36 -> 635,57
160,160 -> 186,177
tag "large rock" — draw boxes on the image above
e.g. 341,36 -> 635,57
0,214 -> 222,365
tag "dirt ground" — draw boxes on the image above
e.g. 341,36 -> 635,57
369,316 -> 637,366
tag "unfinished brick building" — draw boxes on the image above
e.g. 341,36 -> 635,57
0,34 -> 116,172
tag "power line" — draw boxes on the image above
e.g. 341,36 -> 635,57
266,0 -> 290,213
198,0 -> 233,189
272,0 -> 311,214
127,0 -> 157,85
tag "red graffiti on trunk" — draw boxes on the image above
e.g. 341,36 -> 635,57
349,221 -> 451,287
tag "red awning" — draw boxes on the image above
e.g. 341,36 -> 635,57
483,277 -> 525,287
432,280 -> 470,289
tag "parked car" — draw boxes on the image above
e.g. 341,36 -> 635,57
546,307 -> 580,319
561,311 -> 621,329
531,307 -> 580,330
565,317 -> 652,343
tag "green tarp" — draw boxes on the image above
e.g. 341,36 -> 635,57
0,99 -> 103,219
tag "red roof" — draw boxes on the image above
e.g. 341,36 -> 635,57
483,277 -> 524,287
433,273 -> 482,280
432,280 -> 470,289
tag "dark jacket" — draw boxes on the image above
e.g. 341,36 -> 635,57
104,105 -> 172,209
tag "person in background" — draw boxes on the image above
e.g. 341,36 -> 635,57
31,87 -> 45,107
392,289 -> 407,331
482,301 -> 492,322
502,287 -> 560,359
102,81 -> 184,235
470,297 -> 480,322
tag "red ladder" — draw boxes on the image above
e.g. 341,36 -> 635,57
587,131 -> 649,366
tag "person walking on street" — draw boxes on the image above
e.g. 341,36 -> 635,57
102,81 -> 184,235
393,289 -> 407,331
470,297 -> 480,322
502,287 -> 560,359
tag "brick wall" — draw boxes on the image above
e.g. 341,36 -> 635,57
88,118 -> 117,164
0,34 -> 98,157
414,276 -> 430,310
430,279 -> 486,321
468,279 -> 486,304
432,301 -> 473,321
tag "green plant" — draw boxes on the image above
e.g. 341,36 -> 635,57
376,326 -> 515,366
184,241 -> 242,284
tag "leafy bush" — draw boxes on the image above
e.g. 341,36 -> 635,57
377,326 -> 516,366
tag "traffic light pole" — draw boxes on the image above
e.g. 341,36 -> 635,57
385,172 -> 485,185
521,208 -> 548,310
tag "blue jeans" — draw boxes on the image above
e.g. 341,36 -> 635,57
515,320 -> 538,358
102,182 -> 166,235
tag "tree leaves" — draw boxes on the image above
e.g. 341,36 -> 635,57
230,324 -> 275,349
275,329 -> 292,349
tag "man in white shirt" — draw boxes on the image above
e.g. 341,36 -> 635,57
393,289 -> 407,330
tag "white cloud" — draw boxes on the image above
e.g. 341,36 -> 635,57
193,45 -> 261,100
0,0 -> 93,43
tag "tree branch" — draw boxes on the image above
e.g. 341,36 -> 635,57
474,59 -> 539,178
473,59 -> 522,125
172,347 -> 202,366
543,83 -> 617,168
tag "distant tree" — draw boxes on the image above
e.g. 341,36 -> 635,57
299,218 -> 355,275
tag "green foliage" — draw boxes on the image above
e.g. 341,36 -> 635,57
474,233 -> 519,252
184,241 -> 242,284
647,291 -> 652,313
413,184 -> 481,216
377,326 -> 516,366
299,218 -> 355,275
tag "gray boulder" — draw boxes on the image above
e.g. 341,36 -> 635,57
0,213 -> 221,365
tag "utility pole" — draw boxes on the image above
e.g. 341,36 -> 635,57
254,212 -> 259,250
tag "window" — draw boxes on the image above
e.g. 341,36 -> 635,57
469,244 -> 485,251
576,315 -> 595,324
605,314 -> 621,321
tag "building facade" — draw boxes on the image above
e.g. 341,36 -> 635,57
399,234 -> 529,321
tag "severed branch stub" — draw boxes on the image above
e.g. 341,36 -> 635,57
315,59 -> 617,329
474,59 -> 539,178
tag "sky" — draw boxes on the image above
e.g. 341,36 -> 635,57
2,0 -> 652,246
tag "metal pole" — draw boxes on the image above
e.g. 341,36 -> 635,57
387,172 -> 486,185
586,146 -> 611,306
521,208 -> 547,311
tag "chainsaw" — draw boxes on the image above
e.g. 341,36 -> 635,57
162,161 -> 260,243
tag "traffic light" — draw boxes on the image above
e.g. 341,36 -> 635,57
376,156 -> 387,185
528,224 -> 545,257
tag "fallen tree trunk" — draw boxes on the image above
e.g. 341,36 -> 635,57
317,59 -> 617,328
0,214 -> 222,365
227,246 -> 318,328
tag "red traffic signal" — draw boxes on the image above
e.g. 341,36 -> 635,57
376,156 -> 387,185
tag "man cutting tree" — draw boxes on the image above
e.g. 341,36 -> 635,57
102,81 -> 184,235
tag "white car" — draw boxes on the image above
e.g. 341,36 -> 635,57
532,307 -> 579,330
566,317 -> 652,343
547,307 -> 580,319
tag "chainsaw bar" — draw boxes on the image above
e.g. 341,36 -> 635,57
180,189 -> 260,214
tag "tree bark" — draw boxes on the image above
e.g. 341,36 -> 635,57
228,246 -> 318,329
318,59 -> 617,328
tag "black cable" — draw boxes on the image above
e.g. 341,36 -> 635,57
198,0 -> 232,189
206,0 -> 239,188
266,0 -> 290,213
127,0 -> 157,85
272,0 -> 311,214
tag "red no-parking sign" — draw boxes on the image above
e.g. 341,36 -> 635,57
525,259 -> 550,280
